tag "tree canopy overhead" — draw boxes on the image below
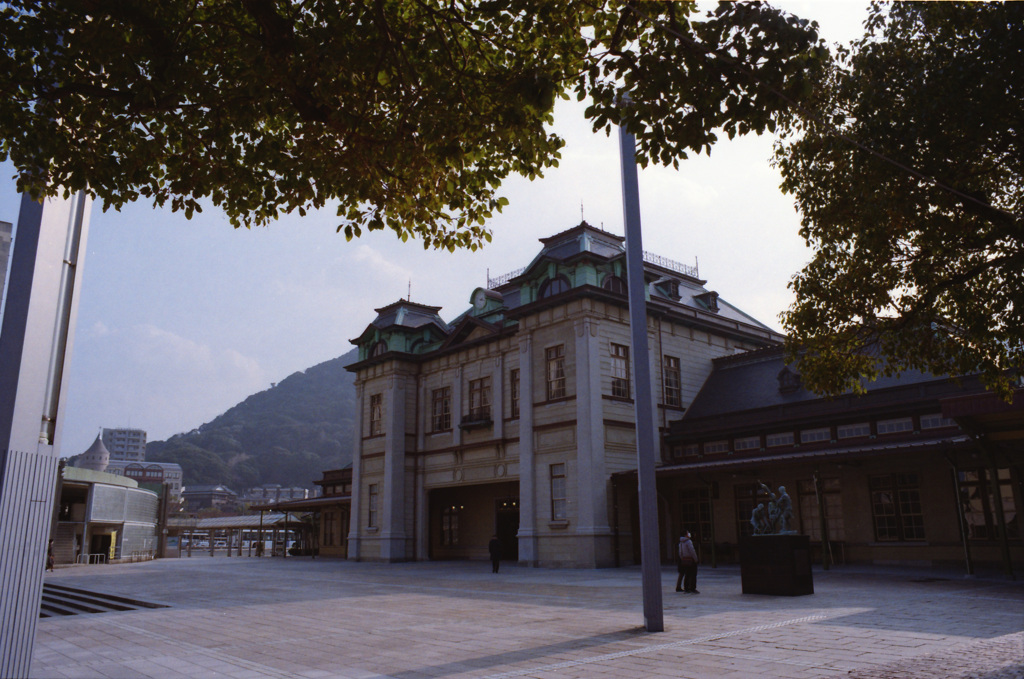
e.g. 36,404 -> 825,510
774,2 -> 1023,397
0,0 -> 823,249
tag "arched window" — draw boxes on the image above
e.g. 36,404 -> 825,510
370,340 -> 388,357
602,275 -> 626,295
538,275 -> 570,299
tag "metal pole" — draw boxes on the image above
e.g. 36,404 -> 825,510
948,460 -> 974,576
814,472 -> 830,570
618,115 -> 664,633
707,482 -> 717,569
986,454 -> 1014,580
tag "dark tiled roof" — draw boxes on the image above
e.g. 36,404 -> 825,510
685,347 -> 946,419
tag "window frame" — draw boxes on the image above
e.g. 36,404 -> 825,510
539,275 -> 571,298
611,343 -> 630,399
550,463 -> 567,521
546,345 -> 566,400
468,376 -> 492,421
877,417 -> 914,435
441,505 -> 460,546
431,386 -> 452,432
733,436 -> 760,451
869,473 -> 925,541
766,432 -> 795,447
837,422 -> 870,439
369,393 -> 383,436
663,355 -> 682,407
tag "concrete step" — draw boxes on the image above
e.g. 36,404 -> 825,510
39,583 -> 168,618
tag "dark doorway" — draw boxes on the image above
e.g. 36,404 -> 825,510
495,498 -> 519,561
89,533 -> 112,559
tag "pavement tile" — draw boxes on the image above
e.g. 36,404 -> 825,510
29,558 -> 1024,679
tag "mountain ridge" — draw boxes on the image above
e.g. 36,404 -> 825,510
145,347 -> 358,490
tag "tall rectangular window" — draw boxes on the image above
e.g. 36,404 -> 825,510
367,483 -> 379,528
958,468 -> 1018,541
664,355 -> 682,407
611,343 -> 630,398
509,369 -> 520,418
431,387 -> 451,431
797,477 -> 846,541
678,488 -> 711,547
735,483 -> 760,540
550,463 -> 567,520
546,345 -> 566,400
468,376 -> 491,420
869,473 -> 924,541
369,394 -> 383,436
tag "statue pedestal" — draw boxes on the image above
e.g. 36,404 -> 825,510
739,534 -> 814,596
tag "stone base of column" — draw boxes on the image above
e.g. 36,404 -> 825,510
379,533 -> 408,562
517,530 -> 538,567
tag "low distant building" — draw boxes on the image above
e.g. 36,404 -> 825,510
102,427 -> 147,462
242,485 -> 312,503
69,435 -> 181,498
182,484 -> 238,512
104,461 -> 183,499
249,467 -> 352,558
51,465 -> 160,565
73,434 -> 111,472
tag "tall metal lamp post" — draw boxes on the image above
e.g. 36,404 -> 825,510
618,107 -> 665,633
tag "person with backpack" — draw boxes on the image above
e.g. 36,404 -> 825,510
675,531 -> 699,594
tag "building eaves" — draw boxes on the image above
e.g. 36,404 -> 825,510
614,434 -> 972,479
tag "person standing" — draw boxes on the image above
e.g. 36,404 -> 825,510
488,535 -> 501,573
675,531 -> 699,594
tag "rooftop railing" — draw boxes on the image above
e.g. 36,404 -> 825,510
486,252 -> 698,289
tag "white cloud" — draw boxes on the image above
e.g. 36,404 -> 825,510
61,323 -> 268,455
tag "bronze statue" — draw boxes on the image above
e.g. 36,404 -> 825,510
751,482 -> 797,535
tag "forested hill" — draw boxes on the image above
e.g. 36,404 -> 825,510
146,348 -> 358,490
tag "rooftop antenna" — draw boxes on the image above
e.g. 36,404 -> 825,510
580,200 -> 585,222
407,279 -> 411,302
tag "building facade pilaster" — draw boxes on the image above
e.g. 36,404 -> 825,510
381,374 -> 408,561
575,317 -> 612,566
347,382 -> 364,560
517,332 -> 537,565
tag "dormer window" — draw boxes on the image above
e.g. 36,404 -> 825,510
695,291 -> 719,312
602,275 -> 626,295
539,275 -> 570,298
661,280 -> 681,300
370,340 -> 388,357
777,366 -> 801,394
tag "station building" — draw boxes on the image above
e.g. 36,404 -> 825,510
343,221 -> 1023,573
345,222 -> 782,567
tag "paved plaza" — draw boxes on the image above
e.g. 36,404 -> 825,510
31,556 -> 1024,679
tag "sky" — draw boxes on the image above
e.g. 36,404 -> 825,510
0,2 -> 870,458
